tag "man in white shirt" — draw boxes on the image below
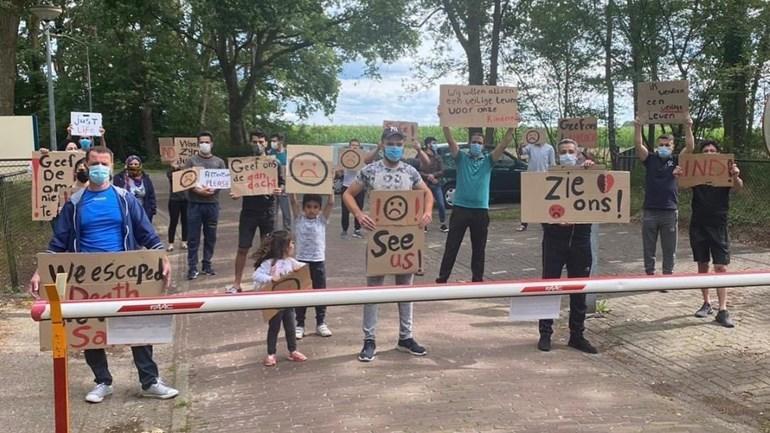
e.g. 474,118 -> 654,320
517,139 -> 555,231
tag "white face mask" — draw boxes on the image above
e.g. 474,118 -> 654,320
559,153 -> 578,166
199,142 -> 212,154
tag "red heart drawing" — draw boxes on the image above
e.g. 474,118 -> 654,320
597,174 -> 615,193
549,204 -> 565,219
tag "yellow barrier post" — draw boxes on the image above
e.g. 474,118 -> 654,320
45,273 -> 69,433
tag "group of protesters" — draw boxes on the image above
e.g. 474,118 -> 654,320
27,109 -> 743,403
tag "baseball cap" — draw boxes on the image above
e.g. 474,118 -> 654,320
381,126 -> 406,140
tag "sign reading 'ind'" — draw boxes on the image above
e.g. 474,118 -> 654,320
677,153 -> 735,188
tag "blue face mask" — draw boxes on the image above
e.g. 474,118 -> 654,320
657,146 -> 672,158
89,164 -> 111,184
559,154 -> 578,166
469,143 -> 483,157
384,146 -> 403,162
79,138 -> 92,150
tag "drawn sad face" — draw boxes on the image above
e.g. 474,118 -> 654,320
272,277 -> 302,291
340,149 -> 362,170
525,129 -> 542,145
179,169 -> 198,188
383,196 -> 409,222
289,152 -> 329,187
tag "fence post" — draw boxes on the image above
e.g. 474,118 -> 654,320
0,176 -> 20,288
46,273 -> 70,433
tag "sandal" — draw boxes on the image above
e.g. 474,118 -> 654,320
287,351 -> 307,362
263,354 -> 277,367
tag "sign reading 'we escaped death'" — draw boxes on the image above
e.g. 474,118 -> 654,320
521,170 -> 631,224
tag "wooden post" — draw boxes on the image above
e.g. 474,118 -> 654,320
45,273 -> 69,433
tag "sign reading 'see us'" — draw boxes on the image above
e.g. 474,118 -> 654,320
521,170 -> 631,224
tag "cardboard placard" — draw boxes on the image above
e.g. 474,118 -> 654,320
369,190 -> 426,226
678,153 -> 735,188
0,116 -> 35,159
171,167 -> 200,192
558,117 -> 598,148
259,265 -> 313,321
30,151 -> 86,221
338,148 -> 366,171
70,112 -> 103,136
521,170 -> 631,223
37,250 -> 169,351
439,85 -> 519,128
366,226 -> 425,276
229,157 -> 280,196
173,137 -> 199,166
159,137 -> 175,163
199,169 -> 231,189
523,128 -> 548,145
638,80 -> 689,124
286,145 -> 334,194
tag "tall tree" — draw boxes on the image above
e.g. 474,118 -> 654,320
0,0 -> 27,115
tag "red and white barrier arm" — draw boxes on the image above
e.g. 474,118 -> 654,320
30,271 -> 770,321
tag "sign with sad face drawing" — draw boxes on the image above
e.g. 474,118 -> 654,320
286,145 -> 334,194
369,190 -> 426,226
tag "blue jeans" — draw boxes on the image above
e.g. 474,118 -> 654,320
429,183 -> 447,223
85,346 -> 158,389
187,202 -> 219,270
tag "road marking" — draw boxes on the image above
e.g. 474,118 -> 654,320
526,237 -> 538,241
608,260 -> 622,264
492,270 -> 508,275
616,231 -> 629,235
522,267 -> 537,272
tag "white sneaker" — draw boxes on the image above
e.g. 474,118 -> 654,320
141,381 -> 179,399
316,323 -> 332,337
181,242 -> 188,250
225,286 -> 241,294
85,383 -> 113,403
295,326 -> 304,340
166,244 -> 174,252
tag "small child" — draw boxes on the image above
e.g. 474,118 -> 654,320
252,230 -> 308,367
289,193 -> 334,339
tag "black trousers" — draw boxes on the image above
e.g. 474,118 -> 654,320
538,233 -> 592,337
295,261 -> 327,327
437,206 -> 489,283
168,199 -> 188,243
267,309 -> 297,355
340,186 -> 364,232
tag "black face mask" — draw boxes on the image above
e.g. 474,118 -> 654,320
76,170 -> 89,183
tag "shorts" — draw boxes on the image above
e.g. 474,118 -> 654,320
690,221 -> 730,265
238,208 -> 275,250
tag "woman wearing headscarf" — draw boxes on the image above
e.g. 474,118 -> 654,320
114,155 -> 157,222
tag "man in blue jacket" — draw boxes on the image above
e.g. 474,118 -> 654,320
28,146 -> 178,404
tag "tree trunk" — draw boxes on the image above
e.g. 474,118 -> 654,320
606,0 -> 618,169
141,100 -> 154,157
484,0 -> 503,145
465,4 -> 484,142
0,2 -> 22,115
719,1 -> 750,155
746,22 -> 770,136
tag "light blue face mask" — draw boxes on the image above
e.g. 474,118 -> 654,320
559,154 -> 578,166
469,143 -> 483,157
384,146 -> 403,162
88,164 -> 111,184
656,146 -> 672,158
79,138 -> 92,150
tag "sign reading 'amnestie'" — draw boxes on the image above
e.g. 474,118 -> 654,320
439,85 -> 519,128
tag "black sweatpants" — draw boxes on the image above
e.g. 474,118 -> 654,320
295,261 -> 327,327
168,199 -> 188,243
437,206 -> 489,283
267,309 -> 297,355
539,225 -> 592,337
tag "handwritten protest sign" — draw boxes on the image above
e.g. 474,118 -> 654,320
159,137 -> 175,163
229,157 -> 279,196
678,153 -> 735,188
369,190 -> 426,227
558,117 -> 598,148
70,112 -> 103,136
367,225 -> 425,276
30,151 -> 85,221
521,170 -> 630,224
523,128 -> 548,146
38,250 -> 169,351
171,167 -> 200,192
199,169 -> 231,189
338,148 -> 366,171
638,80 -> 689,124
259,266 -> 313,321
439,85 -> 519,128
286,145 -> 334,194
158,137 -> 199,166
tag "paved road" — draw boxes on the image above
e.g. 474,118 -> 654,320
3,172 -> 770,433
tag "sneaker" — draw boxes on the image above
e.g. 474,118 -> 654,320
263,354 -> 277,367
316,323 -> 332,337
141,381 -> 179,399
181,241 -> 188,250
516,224 -> 527,232
694,302 -> 713,318
358,339 -> 376,362
295,326 -> 304,340
715,309 -> 735,328
202,267 -> 216,276
352,230 -> 363,239
537,334 -> 551,352
187,269 -> 199,280
85,383 -> 113,403
225,286 -> 241,294
568,336 -> 598,354
424,226 -> 429,232
440,224 -> 449,233
340,231 -> 349,240
396,338 -> 427,356
288,351 -> 307,362
166,244 -> 174,252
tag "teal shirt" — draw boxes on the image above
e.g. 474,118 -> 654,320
452,151 -> 493,209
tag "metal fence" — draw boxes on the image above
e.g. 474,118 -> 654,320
0,160 -> 51,292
